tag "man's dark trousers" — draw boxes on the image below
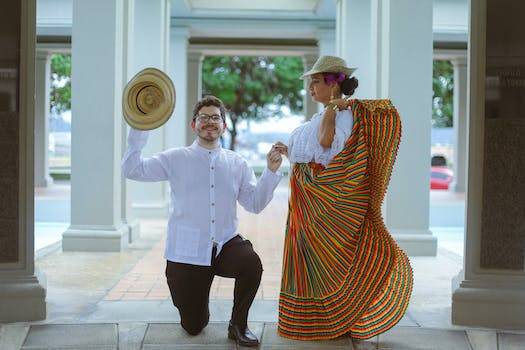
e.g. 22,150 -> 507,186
165,235 -> 263,335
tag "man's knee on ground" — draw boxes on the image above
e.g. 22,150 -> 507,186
182,320 -> 207,336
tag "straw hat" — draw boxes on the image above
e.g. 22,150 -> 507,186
300,55 -> 357,79
122,67 -> 176,130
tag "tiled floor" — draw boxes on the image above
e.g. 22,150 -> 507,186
21,183 -> 525,349
103,185 -> 289,302
100,185 -> 465,306
34,180 -> 469,331
3,322 -> 525,350
35,180 -> 466,313
104,240 -> 170,301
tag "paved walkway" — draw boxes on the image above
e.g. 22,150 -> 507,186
17,181 -> 524,348
31,180 -> 468,326
102,239 -> 277,302
2,321 -> 525,349
30,194 -> 469,331
103,183 -> 287,302
34,180 -> 465,303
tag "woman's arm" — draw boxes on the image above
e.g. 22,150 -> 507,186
318,98 -> 350,149
318,107 -> 337,148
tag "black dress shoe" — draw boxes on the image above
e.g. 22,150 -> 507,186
228,322 -> 259,347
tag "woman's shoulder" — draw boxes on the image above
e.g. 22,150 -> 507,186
292,113 -> 320,132
289,114 -> 321,146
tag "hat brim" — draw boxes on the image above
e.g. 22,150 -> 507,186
300,67 -> 357,79
123,67 -> 176,130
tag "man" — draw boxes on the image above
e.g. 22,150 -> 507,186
122,95 -> 283,347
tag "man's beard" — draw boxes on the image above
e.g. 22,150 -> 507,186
198,126 -> 220,142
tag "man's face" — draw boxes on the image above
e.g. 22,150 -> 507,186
192,105 -> 226,142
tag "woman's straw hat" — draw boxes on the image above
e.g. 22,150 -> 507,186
122,67 -> 176,130
300,55 -> 357,79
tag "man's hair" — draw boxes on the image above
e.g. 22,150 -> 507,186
192,95 -> 226,121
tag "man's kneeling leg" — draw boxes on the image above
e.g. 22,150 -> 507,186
179,305 -> 210,336
165,260 -> 214,336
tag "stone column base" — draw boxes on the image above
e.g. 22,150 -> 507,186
62,225 -> 129,252
125,219 -> 141,243
451,180 -> 465,193
391,229 -> 438,256
129,201 -> 169,219
0,273 -> 46,322
452,279 -> 525,329
35,174 -> 54,188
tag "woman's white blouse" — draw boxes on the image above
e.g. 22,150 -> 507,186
288,109 -> 354,166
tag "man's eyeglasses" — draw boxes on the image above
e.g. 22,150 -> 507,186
195,113 -> 223,123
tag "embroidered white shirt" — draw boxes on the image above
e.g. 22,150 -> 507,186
288,109 -> 354,166
122,128 -> 282,266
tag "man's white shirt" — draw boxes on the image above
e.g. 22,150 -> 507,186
122,128 -> 282,266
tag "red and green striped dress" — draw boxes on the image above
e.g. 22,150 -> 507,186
278,99 -> 413,340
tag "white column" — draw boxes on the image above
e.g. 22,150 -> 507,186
336,0 -> 436,255
121,0 -> 139,242
379,0 -> 437,256
313,28 -> 333,117
185,50 -> 203,146
166,26 -> 189,148
452,0 -> 525,329
0,0 -> 46,321
451,56 -> 467,193
62,0 -> 128,251
336,0 -> 379,98
128,0 -> 170,218
302,54 -> 322,119
34,50 -> 53,187
317,28 -> 336,57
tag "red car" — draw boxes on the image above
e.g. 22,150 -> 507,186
430,166 -> 454,190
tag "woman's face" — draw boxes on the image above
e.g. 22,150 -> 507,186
307,73 -> 339,105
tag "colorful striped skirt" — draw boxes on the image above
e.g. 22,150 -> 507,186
278,99 -> 413,340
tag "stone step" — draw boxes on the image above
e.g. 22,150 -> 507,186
3,322 -> 524,350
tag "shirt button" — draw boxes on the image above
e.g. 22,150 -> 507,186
211,202 -> 215,206
212,220 -> 215,223
211,166 -> 214,170
211,184 -> 214,188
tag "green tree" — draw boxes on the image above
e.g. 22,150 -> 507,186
432,60 -> 454,128
202,56 -> 304,150
50,54 -> 72,113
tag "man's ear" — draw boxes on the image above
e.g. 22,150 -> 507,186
191,120 -> 196,130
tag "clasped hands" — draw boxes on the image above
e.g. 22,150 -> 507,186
267,142 -> 289,173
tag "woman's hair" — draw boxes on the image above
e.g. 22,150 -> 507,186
323,72 -> 359,97
192,95 -> 226,121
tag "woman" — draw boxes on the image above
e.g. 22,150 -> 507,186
275,56 -> 413,340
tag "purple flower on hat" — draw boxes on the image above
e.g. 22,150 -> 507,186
323,72 -> 346,85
